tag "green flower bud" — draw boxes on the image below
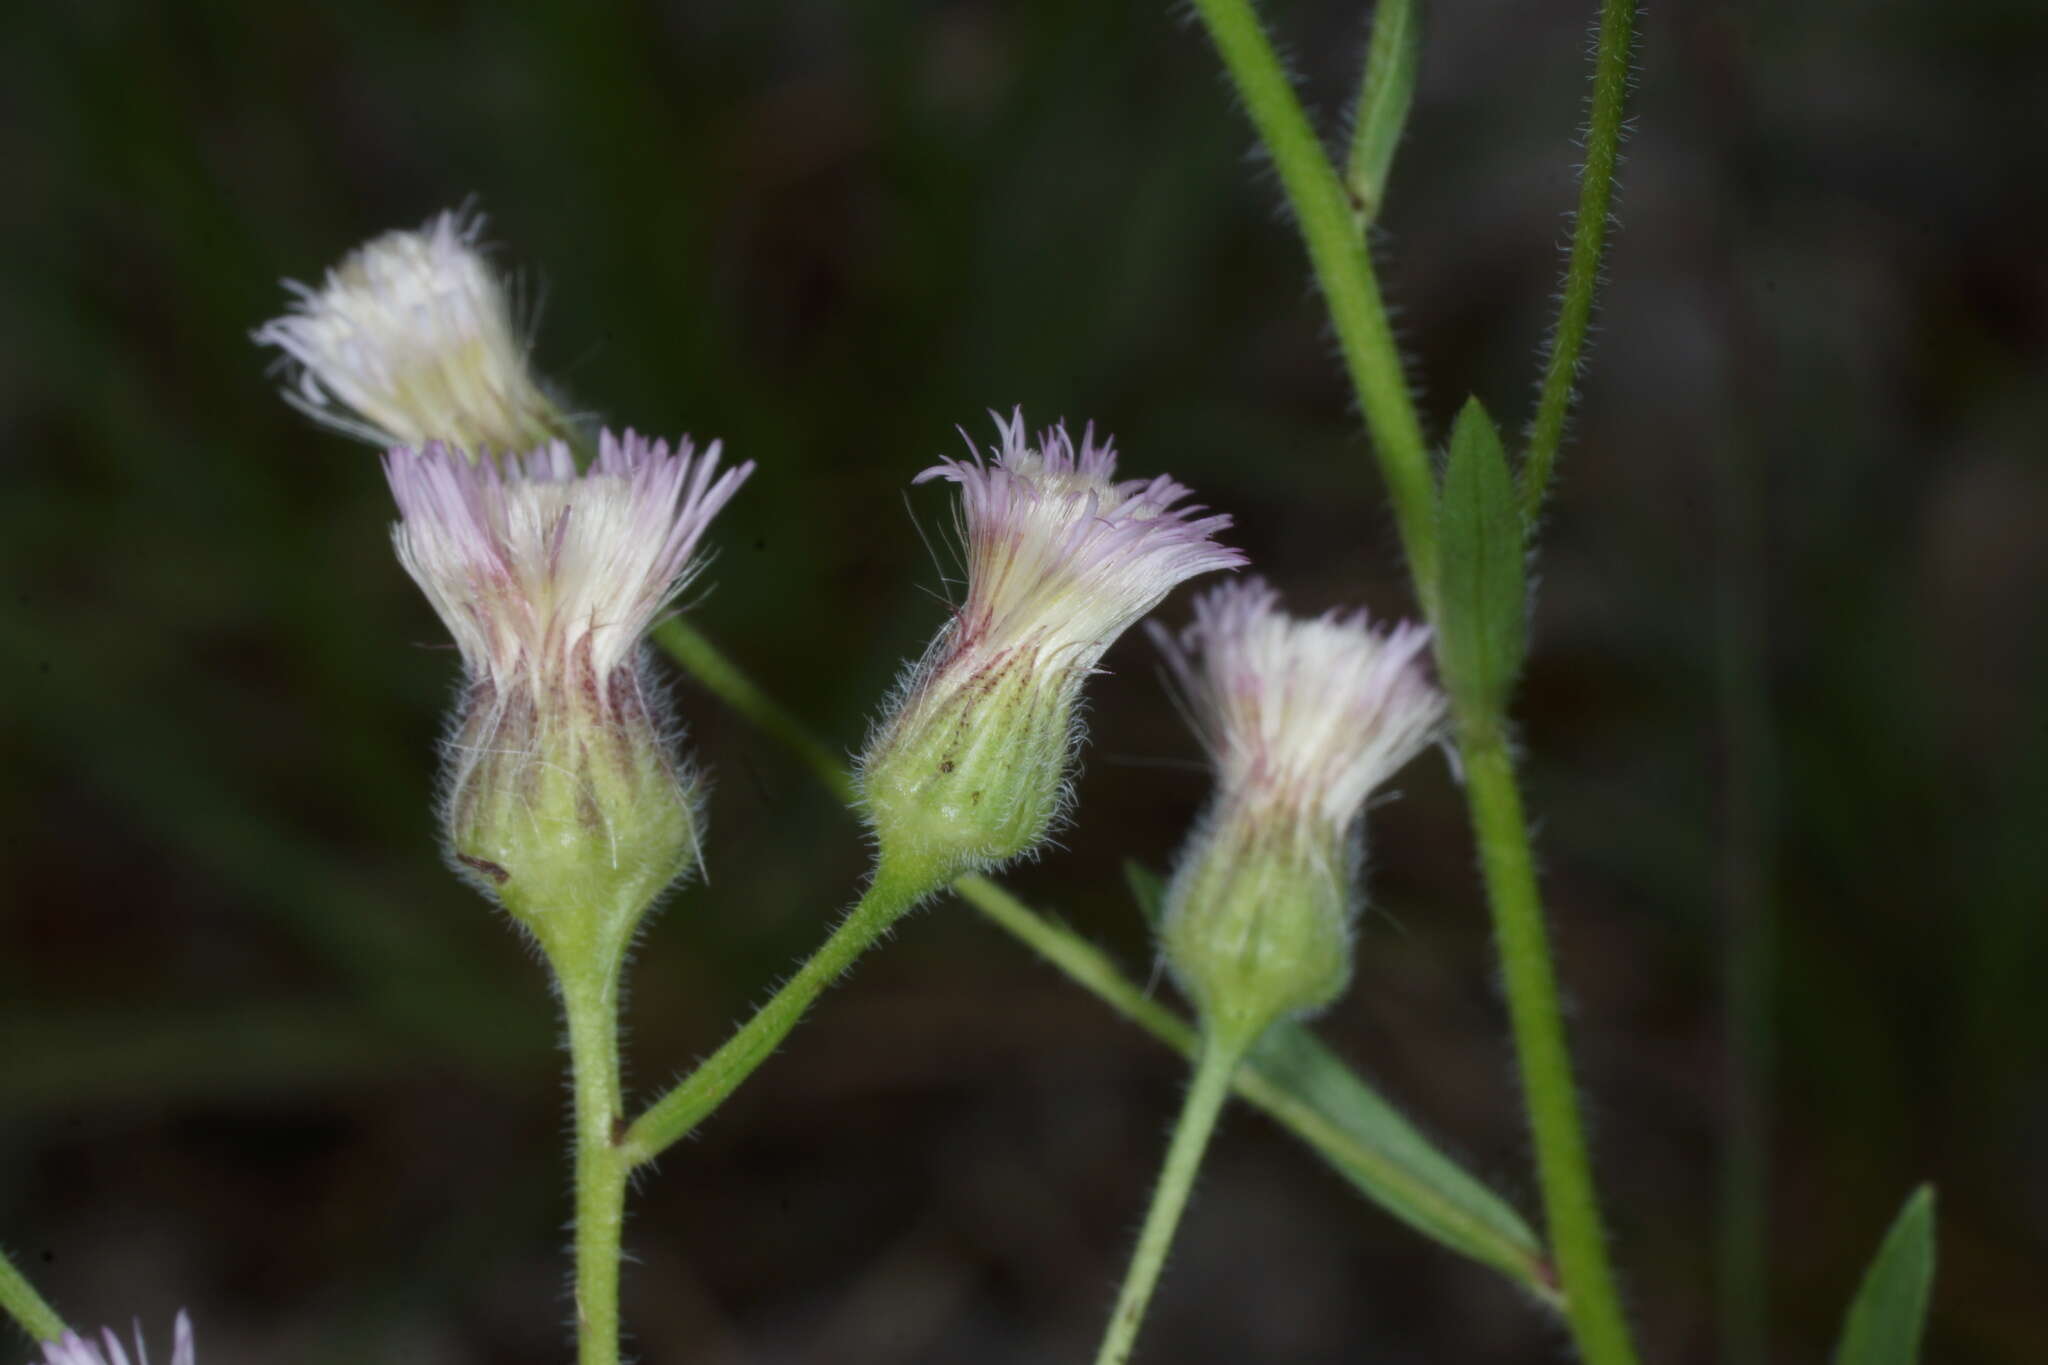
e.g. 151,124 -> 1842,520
1152,579 -> 1444,1045
857,412 -> 1244,888
444,659 -> 699,957
1162,799 -> 1356,1044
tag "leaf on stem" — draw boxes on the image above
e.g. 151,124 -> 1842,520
1344,0 -> 1422,231
1832,1186 -> 1937,1365
1435,397 -> 1527,718
1243,1024 -> 1553,1292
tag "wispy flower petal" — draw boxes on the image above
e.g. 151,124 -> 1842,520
254,208 -> 560,453
36,1311 -> 194,1365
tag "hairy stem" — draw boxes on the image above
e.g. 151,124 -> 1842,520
652,619 -> 1558,1300
560,967 -> 629,1365
619,866 -> 928,1166
1186,0 -> 1440,608
1461,731 -> 1639,1365
0,1247 -> 66,1344
1092,1030 -> 1249,1365
1522,0 -> 1639,522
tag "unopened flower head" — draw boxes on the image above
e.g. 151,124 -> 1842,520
1152,578 -> 1443,1041
36,1312 -> 193,1365
859,410 -> 1245,886
386,430 -> 753,947
254,208 -> 562,454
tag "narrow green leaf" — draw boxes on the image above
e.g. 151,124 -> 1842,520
955,875 -> 1556,1301
1833,1186 -> 1938,1365
1124,859 -> 1168,928
1241,1023 -> 1556,1296
1344,0 -> 1422,230
1435,397 -> 1527,717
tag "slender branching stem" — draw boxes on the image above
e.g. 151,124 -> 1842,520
1460,728 -> 1639,1365
1523,0 -> 1639,523
649,620 -> 1559,1300
618,866 -> 929,1166
560,966 -> 629,1365
1185,0 -> 1440,610
0,1247 -> 66,1344
1184,2 -> 1643,1359
1092,1028 -> 1251,1365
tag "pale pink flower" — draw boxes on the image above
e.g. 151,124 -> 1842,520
860,410 -> 1244,883
383,430 -> 752,917
1151,578 -> 1444,1035
1153,577 -> 1443,830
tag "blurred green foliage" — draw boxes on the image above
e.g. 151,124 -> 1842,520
3,0 -> 2044,1361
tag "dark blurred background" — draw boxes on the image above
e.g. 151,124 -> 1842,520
4,0 -> 2044,1361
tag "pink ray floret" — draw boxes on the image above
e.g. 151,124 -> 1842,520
36,1312 -> 194,1365
914,408 -> 1247,669
1153,577 -> 1444,829
383,429 -> 754,688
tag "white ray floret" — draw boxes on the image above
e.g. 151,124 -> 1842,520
254,208 -> 558,453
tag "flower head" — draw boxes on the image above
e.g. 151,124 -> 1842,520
254,208 -> 561,454
385,430 -> 753,945
1151,578 -> 1444,1041
36,1313 -> 193,1365
859,410 -> 1244,887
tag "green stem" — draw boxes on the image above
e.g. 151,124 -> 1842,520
1186,0 -> 1440,610
957,874 -> 1557,1302
1461,730 -> 1639,1365
619,866 -> 928,1166
561,967 -> 629,1365
0,1246 -> 66,1343
1522,0 -> 1639,523
654,619 -> 1558,1300
1092,1029 -> 1250,1365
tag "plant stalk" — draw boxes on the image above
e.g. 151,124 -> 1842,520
1186,0 -> 1440,609
1461,730 -> 1639,1365
0,1247 -> 66,1344
619,866 -> 927,1166
1522,0 -> 1639,522
560,966 -> 629,1365
1092,1029 -> 1249,1365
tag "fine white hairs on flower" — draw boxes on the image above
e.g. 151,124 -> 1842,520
37,1312 -> 194,1365
252,207 -> 553,452
383,430 -> 754,689
914,408 -> 1248,670
1152,577 -> 1445,828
